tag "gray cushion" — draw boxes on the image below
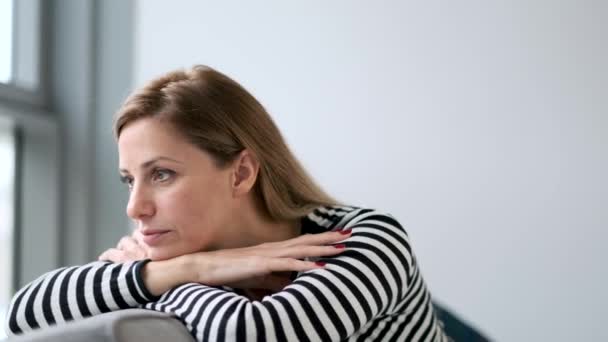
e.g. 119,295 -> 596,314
5,309 -> 195,342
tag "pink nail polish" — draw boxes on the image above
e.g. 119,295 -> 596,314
339,229 -> 352,235
315,261 -> 326,267
334,244 -> 346,249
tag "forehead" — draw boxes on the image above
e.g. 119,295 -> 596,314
118,118 -> 192,163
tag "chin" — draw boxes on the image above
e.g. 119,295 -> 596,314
146,248 -> 180,261
146,241 -> 212,261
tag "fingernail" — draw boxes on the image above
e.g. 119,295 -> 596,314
334,244 -> 346,249
339,229 -> 352,235
315,261 -> 326,267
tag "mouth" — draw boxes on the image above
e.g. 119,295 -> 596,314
141,229 -> 172,246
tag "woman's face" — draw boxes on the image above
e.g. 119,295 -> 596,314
118,117 -> 236,261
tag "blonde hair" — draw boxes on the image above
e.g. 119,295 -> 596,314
113,65 -> 337,220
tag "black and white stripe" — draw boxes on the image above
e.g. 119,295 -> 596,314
5,205 -> 449,341
5,261 -> 154,336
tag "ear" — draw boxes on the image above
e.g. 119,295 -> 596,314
230,149 -> 260,197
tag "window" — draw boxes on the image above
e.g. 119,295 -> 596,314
0,119 -> 15,339
0,0 -> 15,337
1,0 -> 43,107
0,0 -> 13,84
0,1 -> 64,336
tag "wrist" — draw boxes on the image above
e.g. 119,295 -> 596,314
181,253 -> 207,284
142,255 -> 194,297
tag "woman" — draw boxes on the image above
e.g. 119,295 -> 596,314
6,66 -> 449,341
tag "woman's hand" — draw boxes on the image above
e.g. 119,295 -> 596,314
197,229 -> 351,290
98,230 -> 149,263
142,229 -> 352,296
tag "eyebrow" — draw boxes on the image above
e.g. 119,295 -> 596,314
119,156 -> 183,174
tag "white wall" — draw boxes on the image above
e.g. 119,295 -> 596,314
133,1 -> 608,340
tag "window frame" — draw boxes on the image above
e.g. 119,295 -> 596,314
0,118 -> 17,339
0,0 -> 58,301
0,0 -> 47,109
0,0 -> 136,299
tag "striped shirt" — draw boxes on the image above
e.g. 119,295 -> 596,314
5,205 -> 449,341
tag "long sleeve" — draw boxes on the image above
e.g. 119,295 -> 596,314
144,208 -> 447,341
4,259 -> 158,336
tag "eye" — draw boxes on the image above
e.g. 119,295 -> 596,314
119,175 -> 134,189
152,168 -> 175,183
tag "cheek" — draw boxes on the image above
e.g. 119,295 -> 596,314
160,187 -> 210,228
158,182 -> 232,243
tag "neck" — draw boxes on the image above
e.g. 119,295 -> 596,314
222,196 -> 302,249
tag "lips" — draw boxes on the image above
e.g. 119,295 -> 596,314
141,229 -> 172,246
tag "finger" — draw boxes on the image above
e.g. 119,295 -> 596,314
98,248 -> 127,263
274,245 -> 346,259
131,230 -> 146,245
266,258 -> 326,273
117,236 -> 140,251
98,249 -> 114,261
280,229 -> 353,247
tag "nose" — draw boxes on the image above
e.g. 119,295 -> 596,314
126,183 -> 156,220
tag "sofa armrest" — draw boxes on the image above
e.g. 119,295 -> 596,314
5,309 -> 195,342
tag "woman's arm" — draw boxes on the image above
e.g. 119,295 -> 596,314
141,231 -> 349,297
4,230 -> 346,337
142,208 -> 441,341
4,260 -> 158,336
